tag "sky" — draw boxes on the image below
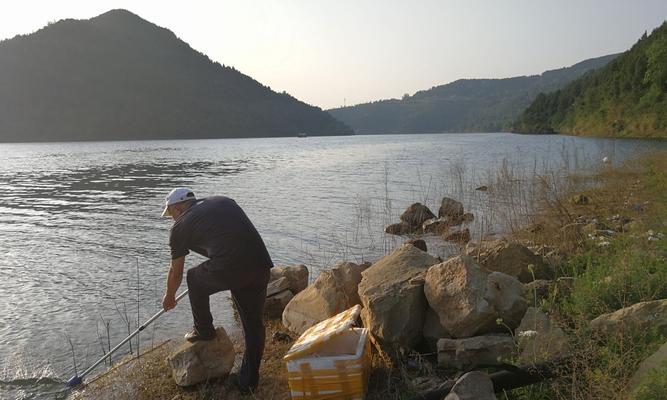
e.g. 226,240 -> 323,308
1,1 -> 665,109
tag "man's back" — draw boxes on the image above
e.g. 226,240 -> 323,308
169,196 -> 273,270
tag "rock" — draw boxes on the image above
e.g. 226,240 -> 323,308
385,221 -> 414,235
282,262 -> 367,334
589,299 -> 667,337
461,213 -> 475,223
424,256 -> 495,338
477,242 -> 552,283
423,307 -> 450,352
422,217 -> 451,235
444,371 -> 497,400
400,203 -> 436,227
464,239 -> 505,257
266,276 -> 290,297
358,244 -> 440,347
628,340 -> 667,389
485,272 -> 529,329
475,186 -> 488,191
270,264 -> 309,294
569,194 -> 590,205
166,327 -> 235,387
516,307 -> 569,365
437,335 -> 515,369
582,221 -> 612,235
264,289 -> 294,318
405,238 -> 427,252
439,197 -> 464,219
445,227 -> 471,244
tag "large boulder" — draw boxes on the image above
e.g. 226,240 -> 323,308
282,262 -> 367,334
477,242 -> 552,283
439,197 -> 464,219
444,371 -> 497,400
270,264 -> 309,294
516,307 -> 569,366
486,272 -> 529,329
358,244 -> 440,347
166,327 -> 235,387
400,203 -> 436,227
437,335 -> 515,369
589,299 -> 667,337
424,256 -> 528,338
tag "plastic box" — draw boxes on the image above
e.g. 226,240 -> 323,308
284,305 -> 371,399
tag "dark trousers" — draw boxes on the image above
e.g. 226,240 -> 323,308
186,261 -> 270,389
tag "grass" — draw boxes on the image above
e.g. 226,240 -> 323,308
501,151 -> 667,400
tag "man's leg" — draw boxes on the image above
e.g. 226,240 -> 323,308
230,267 -> 270,390
186,262 -> 222,336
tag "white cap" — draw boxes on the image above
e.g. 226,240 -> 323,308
162,187 -> 196,217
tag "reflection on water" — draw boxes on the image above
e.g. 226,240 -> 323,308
0,133 -> 664,399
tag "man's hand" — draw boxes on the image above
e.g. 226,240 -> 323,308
162,293 -> 177,311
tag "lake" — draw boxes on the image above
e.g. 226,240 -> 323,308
1,133 -> 664,399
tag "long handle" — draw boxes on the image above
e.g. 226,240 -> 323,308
78,289 -> 189,380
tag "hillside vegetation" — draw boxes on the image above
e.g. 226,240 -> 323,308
0,9 -> 352,142
514,22 -> 667,138
327,54 -> 617,134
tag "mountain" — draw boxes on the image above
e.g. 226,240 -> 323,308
0,9 -> 352,142
514,22 -> 666,138
327,54 -> 618,134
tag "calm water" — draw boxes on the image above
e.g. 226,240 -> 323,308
0,133 -> 664,399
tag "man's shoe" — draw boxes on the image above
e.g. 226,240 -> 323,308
184,328 -> 216,342
228,372 -> 255,395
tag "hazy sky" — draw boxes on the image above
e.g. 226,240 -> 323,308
1,1 -> 665,109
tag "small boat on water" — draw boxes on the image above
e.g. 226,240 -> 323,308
297,132 -> 308,138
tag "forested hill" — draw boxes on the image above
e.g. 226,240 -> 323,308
514,22 -> 666,138
327,54 -> 617,134
0,9 -> 352,142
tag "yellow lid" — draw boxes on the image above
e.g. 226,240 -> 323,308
284,305 -> 362,361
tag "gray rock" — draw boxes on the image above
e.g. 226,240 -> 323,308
437,335 -> 515,369
423,307 -> 450,352
424,256 -> 496,338
590,299 -> 667,337
444,227 -> 471,244
485,272 -> 529,329
266,276 -> 290,297
628,340 -> 667,389
282,262 -> 367,334
444,371 -> 497,400
166,327 -> 235,387
405,238 -> 428,252
270,264 -> 309,294
358,244 -> 440,347
426,256 -> 529,339
400,202 -> 436,227
264,289 -> 294,319
385,221 -> 415,235
422,217 -> 451,235
439,197 -> 464,219
478,242 -> 552,283
516,307 -> 569,366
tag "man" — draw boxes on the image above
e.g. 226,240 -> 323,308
160,187 -> 273,393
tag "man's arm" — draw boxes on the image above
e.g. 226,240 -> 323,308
162,256 -> 185,311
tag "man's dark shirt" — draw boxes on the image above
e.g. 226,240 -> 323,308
169,196 -> 273,270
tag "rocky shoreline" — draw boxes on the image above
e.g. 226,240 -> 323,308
73,153 -> 667,399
